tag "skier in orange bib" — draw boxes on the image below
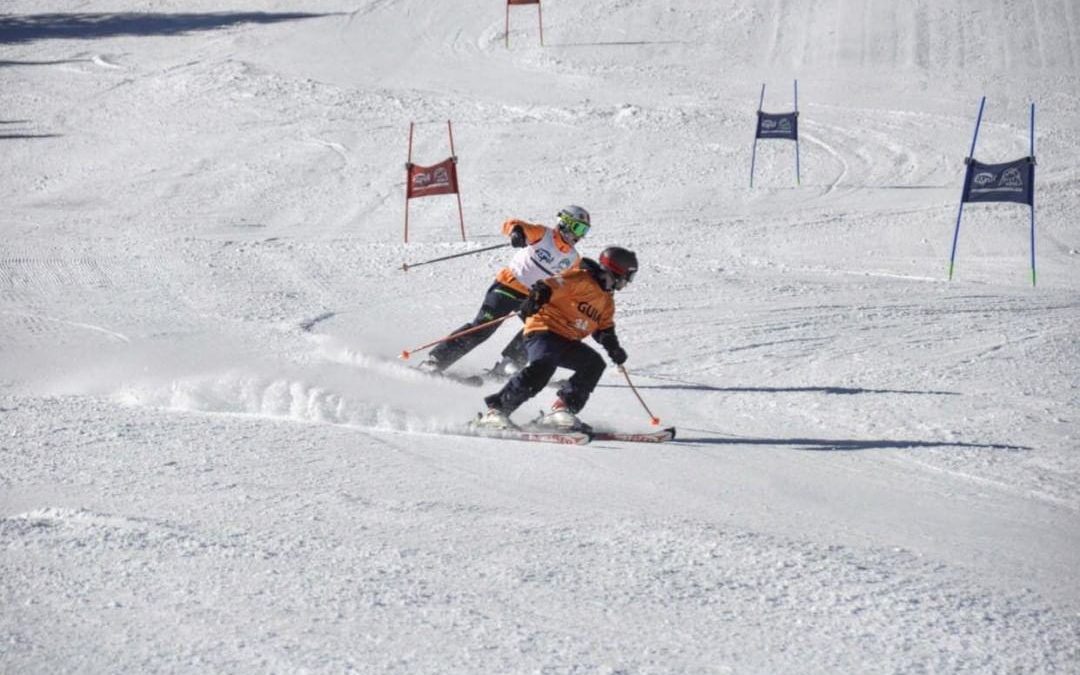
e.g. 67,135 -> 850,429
476,246 -> 639,432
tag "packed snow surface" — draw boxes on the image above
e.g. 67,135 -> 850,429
2,1 -> 1079,672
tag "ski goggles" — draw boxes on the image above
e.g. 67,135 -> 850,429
559,214 -> 591,238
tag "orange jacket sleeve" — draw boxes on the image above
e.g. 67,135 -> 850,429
501,219 -> 548,245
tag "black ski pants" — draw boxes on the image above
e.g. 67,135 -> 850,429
484,331 -> 606,415
429,281 -> 526,368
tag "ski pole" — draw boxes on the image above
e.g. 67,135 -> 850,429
400,312 -> 516,360
402,243 -> 510,272
618,365 -> 660,426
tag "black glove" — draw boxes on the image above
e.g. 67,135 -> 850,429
518,282 -> 552,319
509,226 -> 527,248
594,328 -> 627,365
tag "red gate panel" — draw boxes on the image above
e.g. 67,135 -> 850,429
406,158 -> 459,199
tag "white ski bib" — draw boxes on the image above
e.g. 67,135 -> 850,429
507,229 -> 579,287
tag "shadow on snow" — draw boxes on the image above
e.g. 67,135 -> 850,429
673,430 -> 1029,452
0,58 -> 91,67
0,120 -> 59,140
599,381 -> 959,396
0,12 -> 333,44
548,40 -> 689,48
0,134 -> 62,140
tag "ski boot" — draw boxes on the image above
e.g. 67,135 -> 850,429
534,398 -> 592,433
473,407 -> 518,430
417,356 -> 443,374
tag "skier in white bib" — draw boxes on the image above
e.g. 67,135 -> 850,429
420,205 -> 591,377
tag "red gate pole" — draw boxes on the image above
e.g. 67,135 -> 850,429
404,122 -> 414,243
447,120 -> 466,241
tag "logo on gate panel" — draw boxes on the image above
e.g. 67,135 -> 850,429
762,119 -> 791,132
413,167 -> 450,190
999,167 -> 1023,188
759,115 -> 794,137
971,165 -> 1025,195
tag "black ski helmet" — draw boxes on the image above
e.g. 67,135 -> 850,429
598,246 -> 638,289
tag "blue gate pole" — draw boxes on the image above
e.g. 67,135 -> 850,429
749,84 -> 765,188
794,80 -> 801,185
948,96 -> 986,281
1029,102 -> 1037,287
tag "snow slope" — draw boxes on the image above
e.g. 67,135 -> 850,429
2,1 -> 1079,672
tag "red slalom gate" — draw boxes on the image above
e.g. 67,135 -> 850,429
404,120 -> 466,243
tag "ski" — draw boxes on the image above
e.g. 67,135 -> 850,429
412,367 -> 484,387
590,427 -> 676,443
438,424 -> 675,445
459,425 -> 592,445
522,410 -> 675,444
439,372 -> 484,387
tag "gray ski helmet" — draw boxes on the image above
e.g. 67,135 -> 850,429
556,205 -> 591,239
598,246 -> 638,288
